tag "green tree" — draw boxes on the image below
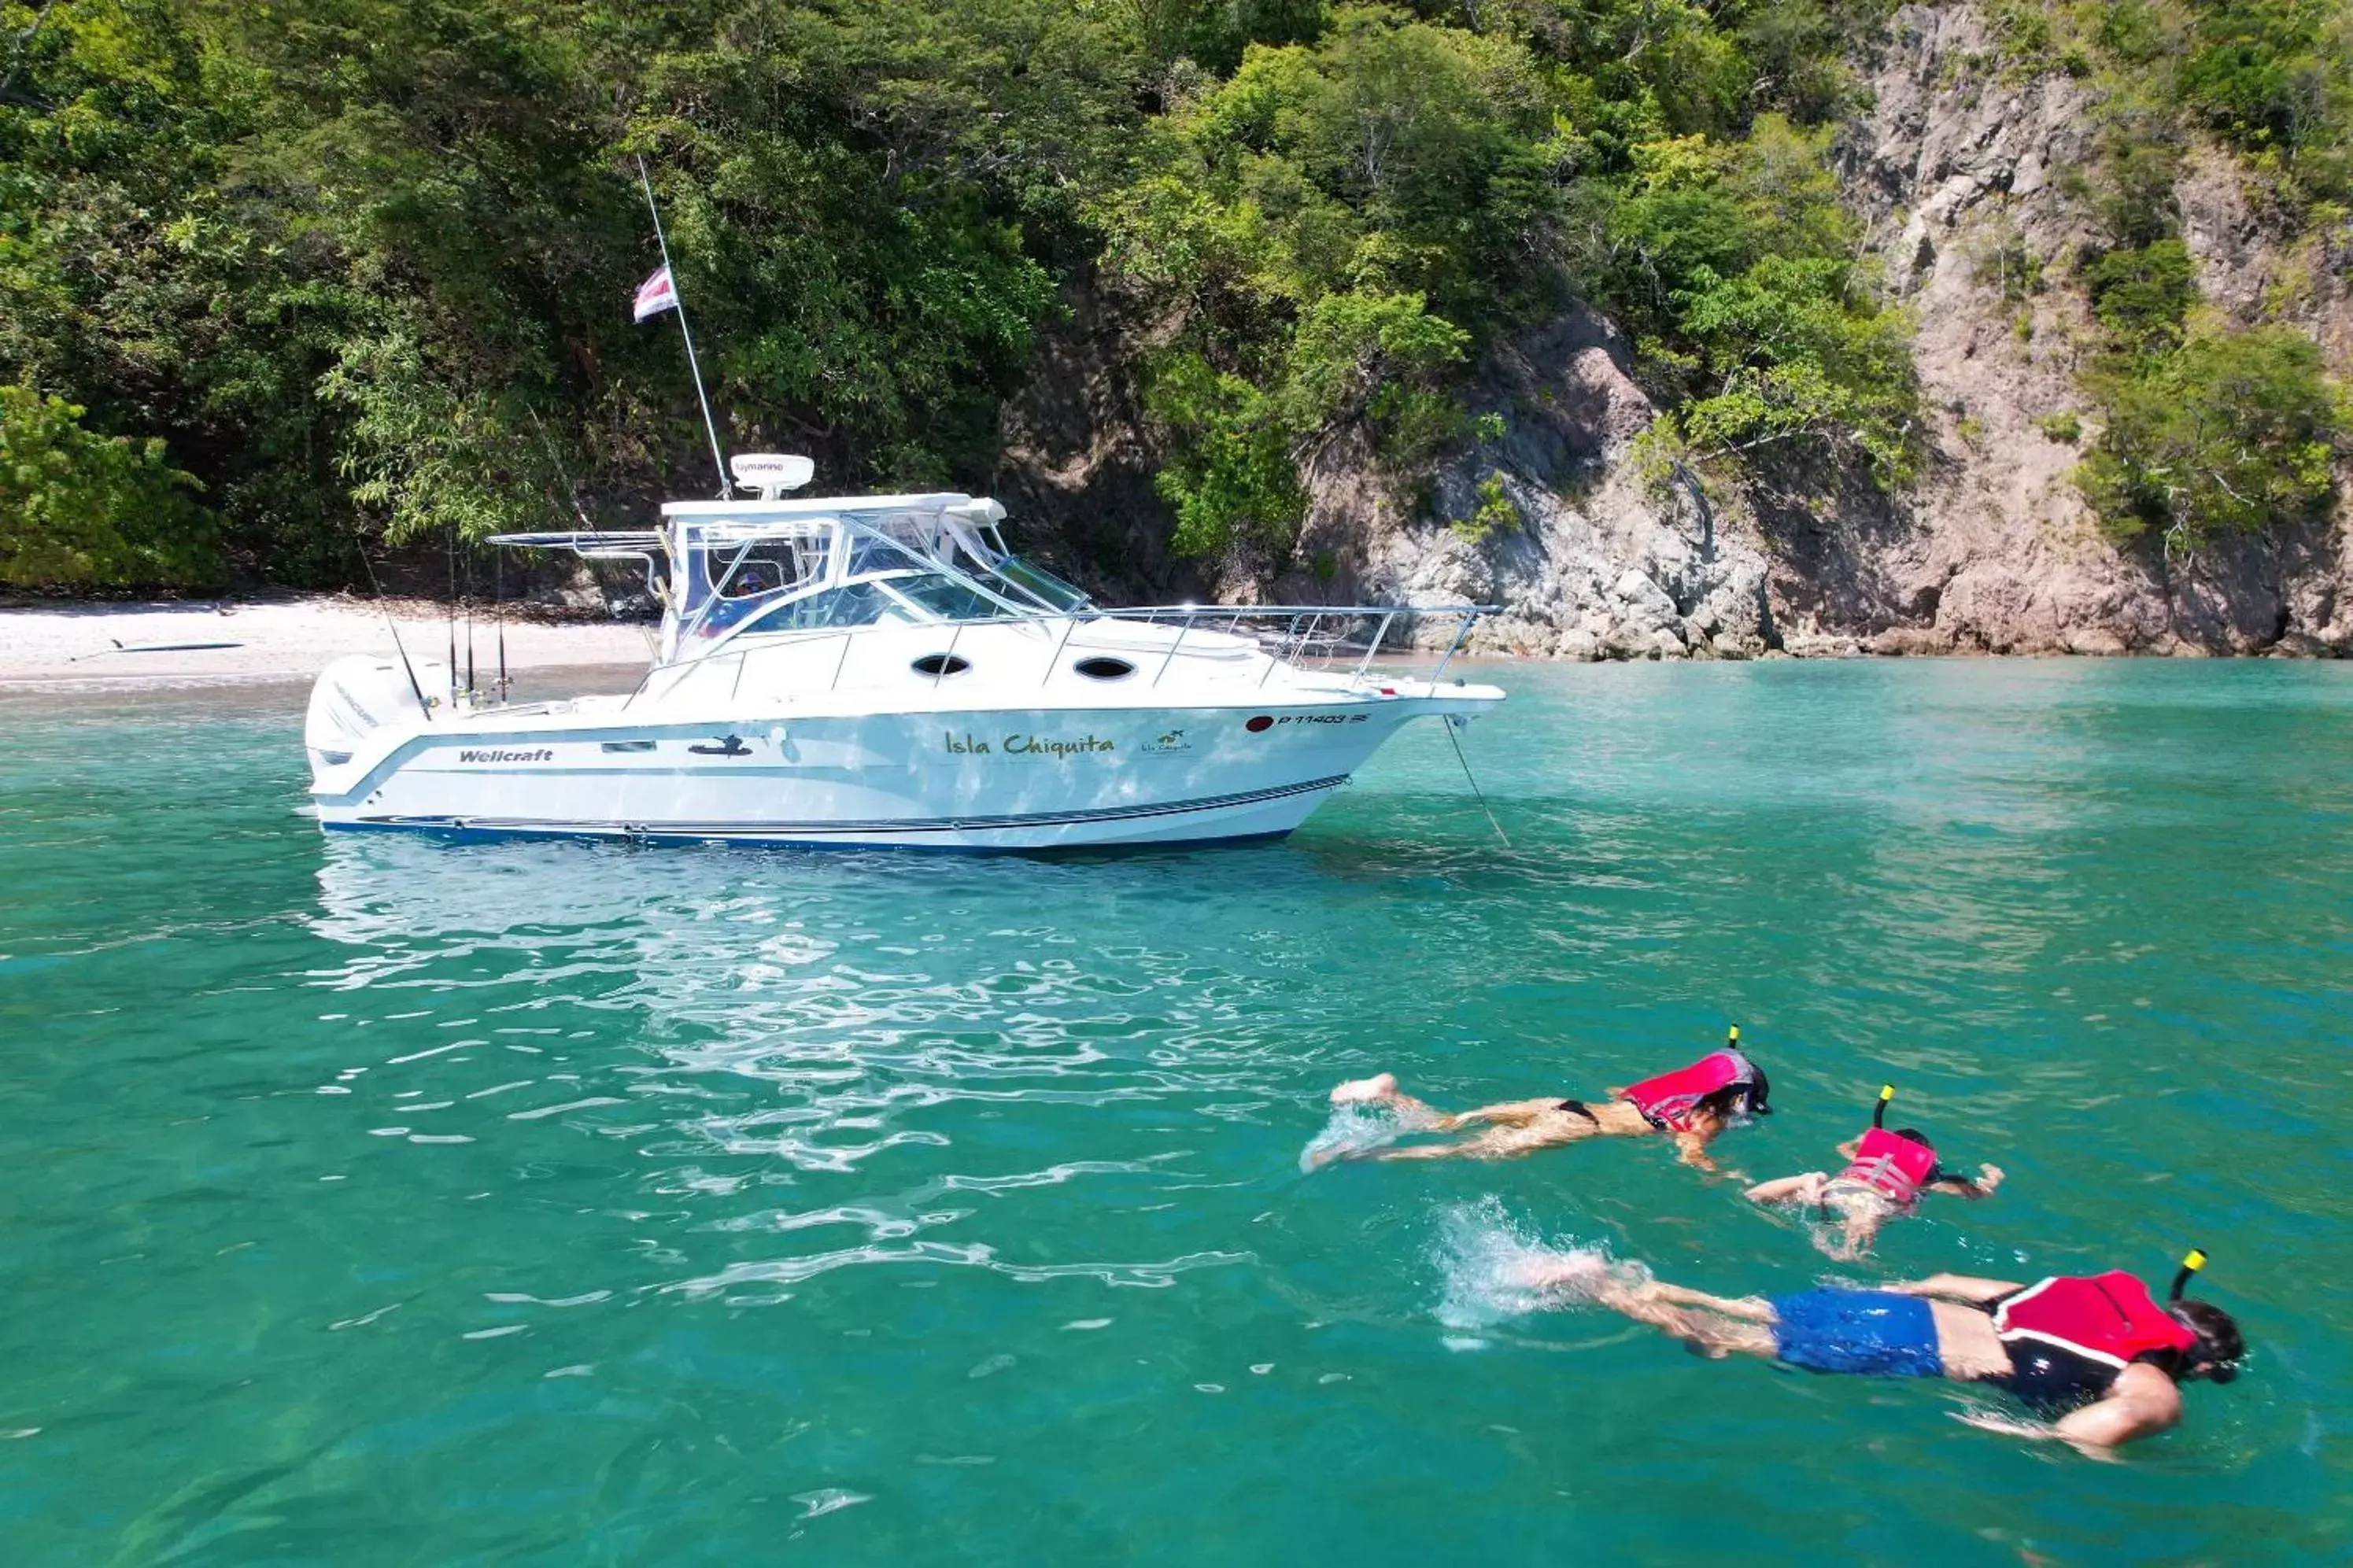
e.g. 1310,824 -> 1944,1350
1108,8 -> 1554,555
2076,324 -> 2347,550
2082,239 -> 2199,351
0,386 -> 217,588
1580,117 -> 1919,485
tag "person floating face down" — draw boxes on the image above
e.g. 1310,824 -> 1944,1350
1518,1248 -> 2244,1457
1742,1084 -> 2004,1259
1314,1030 -> 1771,1172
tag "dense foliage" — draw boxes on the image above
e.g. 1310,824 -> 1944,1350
1,0 -> 1139,587
0,0 -> 2344,588
1106,4 -> 1919,556
0,0 -> 1918,585
0,384 -> 212,585
2077,323 -> 2346,548
2017,0 -> 2353,549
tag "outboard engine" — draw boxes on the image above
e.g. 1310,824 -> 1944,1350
305,654 -> 438,781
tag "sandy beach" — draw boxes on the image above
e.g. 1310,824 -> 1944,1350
0,597 -> 652,693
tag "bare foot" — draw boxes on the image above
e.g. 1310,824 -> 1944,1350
1329,1072 -> 1398,1106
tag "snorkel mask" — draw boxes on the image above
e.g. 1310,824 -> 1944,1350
2170,1248 -> 2241,1385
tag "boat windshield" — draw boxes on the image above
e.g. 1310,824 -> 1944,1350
988,554 -> 1089,613
948,529 -> 1088,612
884,572 -> 1015,622
731,573 -> 1016,639
737,580 -> 915,633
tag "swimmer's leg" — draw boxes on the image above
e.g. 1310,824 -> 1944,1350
1646,1282 -> 1776,1321
1585,1271 -> 1779,1360
1364,1125 -> 1552,1163
1744,1171 -> 1827,1206
1831,1206 -> 1889,1262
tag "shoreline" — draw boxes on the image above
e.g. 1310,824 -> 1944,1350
0,596 -> 655,694
6,597 -> 2344,699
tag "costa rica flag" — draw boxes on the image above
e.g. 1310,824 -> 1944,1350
633,265 -> 678,322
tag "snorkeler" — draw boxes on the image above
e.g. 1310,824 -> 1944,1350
1742,1084 -> 2004,1258
1313,1030 -> 1770,1171
1519,1248 -> 2244,1456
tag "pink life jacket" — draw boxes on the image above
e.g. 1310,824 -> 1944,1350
1619,1049 -> 1756,1132
1992,1273 -> 2197,1370
1838,1126 -> 1939,1205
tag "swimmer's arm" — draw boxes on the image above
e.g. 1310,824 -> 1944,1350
1673,1129 -> 1731,1175
1886,1272 -> 2023,1304
1742,1171 -> 1821,1203
1960,1366 -> 2179,1456
1925,1164 -> 2005,1200
1833,1136 -> 1862,1160
2050,1365 -> 2181,1454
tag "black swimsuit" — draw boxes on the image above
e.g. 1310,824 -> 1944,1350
1554,1098 -> 1600,1123
1980,1288 -> 2162,1415
1988,1341 -> 2122,1415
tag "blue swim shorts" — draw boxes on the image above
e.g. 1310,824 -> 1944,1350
1769,1289 -> 1944,1378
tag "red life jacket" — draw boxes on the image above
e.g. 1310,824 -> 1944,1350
1992,1273 -> 2197,1370
1620,1050 -> 1754,1132
1838,1126 -> 1939,1205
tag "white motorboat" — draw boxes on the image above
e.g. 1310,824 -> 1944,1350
303,455 -> 1504,850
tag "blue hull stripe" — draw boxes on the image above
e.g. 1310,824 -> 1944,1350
330,773 -> 1351,843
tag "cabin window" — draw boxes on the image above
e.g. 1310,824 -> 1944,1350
911,653 -> 971,677
707,540 -> 822,600
601,740 -> 657,753
1074,656 -> 1134,680
840,533 -> 927,579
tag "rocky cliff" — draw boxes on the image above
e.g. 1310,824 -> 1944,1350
999,3 -> 2353,658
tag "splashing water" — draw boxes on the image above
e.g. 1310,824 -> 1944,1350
1297,1104 -> 1409,1171
1431,1197 -> 1649,1332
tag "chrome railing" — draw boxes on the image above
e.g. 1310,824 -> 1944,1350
609,602 -> 1497,710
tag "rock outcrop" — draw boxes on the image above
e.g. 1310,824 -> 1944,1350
1837,4 -> 2353,656
998,3 -> 2353,657
1284,307 -> 1781,658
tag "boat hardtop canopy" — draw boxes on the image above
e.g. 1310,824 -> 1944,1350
486,465 -> 1083,662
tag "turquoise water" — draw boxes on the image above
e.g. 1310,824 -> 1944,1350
2,660 -> 2349,1564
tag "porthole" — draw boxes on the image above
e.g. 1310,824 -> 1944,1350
912,652 -> 971,677
1074,656 -> 1135,681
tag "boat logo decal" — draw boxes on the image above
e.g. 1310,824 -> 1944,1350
1141,729 -> 1191,754
944,731 -> 1117,758
1245,715 -> 1273,732
457,747 -> 556,763
688,735 -> 754,757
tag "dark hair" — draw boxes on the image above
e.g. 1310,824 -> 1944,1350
1696,1069 -> 1772,1122
2170,1301 -> 2244,1383
1892,1126 -> 1934,1150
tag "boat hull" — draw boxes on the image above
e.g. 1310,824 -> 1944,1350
309,695 -> 1497,850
